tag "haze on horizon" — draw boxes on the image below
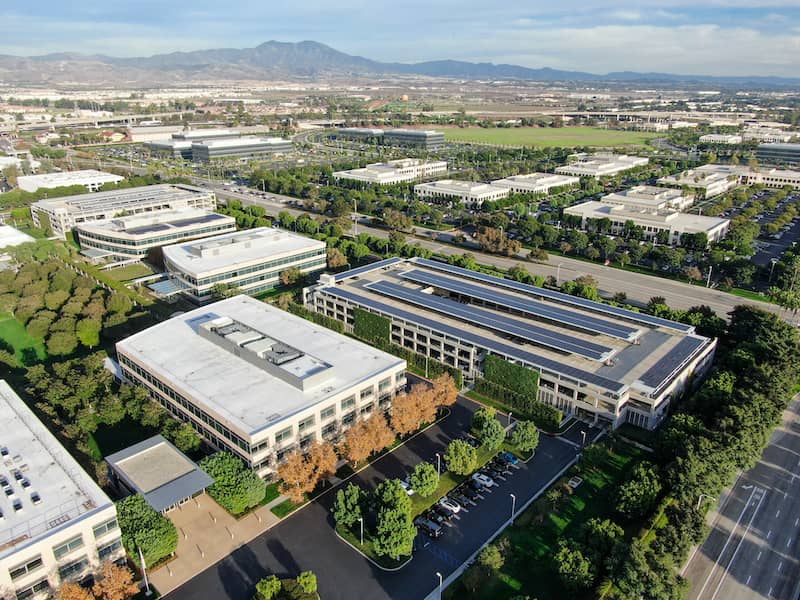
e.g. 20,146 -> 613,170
1,0 -> 800,78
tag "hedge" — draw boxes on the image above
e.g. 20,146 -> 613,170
288,303 -> 345,333
353,307 -> 391,344
474,378 -> 561,432
484,354 -> 539,398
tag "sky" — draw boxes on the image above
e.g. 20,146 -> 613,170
2,1 -> 800,77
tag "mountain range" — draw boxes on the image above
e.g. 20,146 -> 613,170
1,40 -> 798,87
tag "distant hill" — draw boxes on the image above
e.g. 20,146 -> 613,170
0,40 -> 797,87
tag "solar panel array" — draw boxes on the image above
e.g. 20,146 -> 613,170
334,257 -> 405,282
321,286 -> 626,393
364,280 -> 614,361
398,269 -> 640,341
638,336 -> 708,393
412,258 -> 693,333
127,223 -> 171,235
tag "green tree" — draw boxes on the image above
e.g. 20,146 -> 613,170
333,482 -> 365,529
510,420 -> 540,453
169,421 -> 202,453
409,462 -> 439,498
199,452 -> 267,515
555,539 -> 595,591
296,571 -> 317,594
46,331 -> 78,356
444,439 -> 478,475
116,495 -> 178,567
472,406 -> 505,449
478,542 -> 505,572
76,318 -> 101,348
253,575 -> 281,600
615,462 -> 662,519
373,506 -> 416,560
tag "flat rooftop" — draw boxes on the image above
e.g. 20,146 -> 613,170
492,173 -> 579,187
566,201 -> 729,231
192,136 -> 290,149
162,226 -> 324,276
0,225 -> 34,249
75,208 -> 234,237
116,296 -> 405,435
31,184 -> 212,214
314,258 -> 710,396
18,169 -> 123,189
416,180 -> 507,195
0,381 -> 112,558
173,129 -> 241,141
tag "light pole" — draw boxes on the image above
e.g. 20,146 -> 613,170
556,262 -> 564,285
769,258 -> 779,282
436,572 -> 443,599
509,493 -> 516,524
508,411 -> 513,426
353,199 -> 358,235
137,546 -> 152,596
580,430 -> 587,451
436,453 -> 441,476
696,493 -> 714,510
358,517 -> 364,545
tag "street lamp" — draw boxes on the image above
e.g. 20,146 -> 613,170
509,493 -> 516,524
353,199 -> 358,235
358,517 -> 364,545
436,572 -> 443,599
556,262 -> 564,285
435,453 -> 441,476
580,430 -> 587,451
769,258 -> 779,282
508,411 -> 513,426
696,493 -> 714,510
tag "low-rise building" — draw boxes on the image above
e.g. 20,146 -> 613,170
74,208 -> 236,261
756,143 -> 800,168
491,173 -> 580,195
17,170 -> 124,193
127,125 -> 183,143
190,137 -> 292,162
699,134 -> 743,145
162,227 -> 326,304
0,156 -> 41,172
657,164 -> 741,198
171,129 -> 241,143
31,184 -> 216,239
602,185 -> 695,212
0,225 -> 34,250
414,180 -> 509,208
335,128 -> 445,150
0,381 -> 123,598
115,296 -> 407,478
332,158 -> 447,185
743,127 -> 794,144
555,153 -> 649,178
144,139 -> 193,160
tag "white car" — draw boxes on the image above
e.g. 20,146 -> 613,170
471,473 -> 496,488
438,497 -> 462,514
399,480 -> 415,496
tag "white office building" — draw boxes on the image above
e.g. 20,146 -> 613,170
162,227 -> 326,304
74,208 -> 236,261
0,157 -> 41,172
0,381 -> 123,599
602,186 -> 695,212
491,173 -> 580,195
115,296 -> 407,478
190,137 -> 292,162
30,184 -> 216,239
555,153 -> 649,178
657,165 -> 742,198
414,180 -> 509,208
17,170 -> 124,194
742,128 -> 794,143
333,159 -> 447,185
699,134 -> 743,145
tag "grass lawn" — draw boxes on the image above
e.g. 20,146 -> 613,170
0,312 -> 47,364
104,262 -> 158,282
445,441 -> 644,600
442,127 -> 659,148
336,524 -> 410,570
271,498 -> 302,519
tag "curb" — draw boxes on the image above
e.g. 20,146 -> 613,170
334,529 -> 412,572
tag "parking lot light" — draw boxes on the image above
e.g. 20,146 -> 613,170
436,572 -> 443,599
436,453 -> 441,476
358,517 -> 364,545
510,493 -> 516,524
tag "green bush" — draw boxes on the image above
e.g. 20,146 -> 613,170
199,452 -> 267,515
287,303 -> 345,333
353,307 -> 391,343
474,378 -> 561,431
116,495 -> 178,567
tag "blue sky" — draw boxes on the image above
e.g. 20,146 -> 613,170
2,1 -> 799,76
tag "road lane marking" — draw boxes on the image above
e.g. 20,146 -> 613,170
776,510 -> 781,518
778,561 -> 782,572
796,518 -> 799,527
758,551 -> 762,560
767,530 -> 772,539
788,538 -> 793,548
746,575 -> 751,585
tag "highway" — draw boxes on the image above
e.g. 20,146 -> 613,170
206,183 -> 781,319
684,395 -> 800,600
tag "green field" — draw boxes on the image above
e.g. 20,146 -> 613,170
0,312 -> 46,364
442,126 -> 659,147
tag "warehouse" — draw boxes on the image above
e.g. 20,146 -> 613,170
756,143 -> 800,167
115,296 -> 407,478
304,258 -> 716,430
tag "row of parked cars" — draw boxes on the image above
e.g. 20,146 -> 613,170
414,452 -> 520,539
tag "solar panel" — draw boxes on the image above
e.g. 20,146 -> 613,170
126,223 -> 172,234
334,257 -> 404,282
638,336 -> 708,394
321,286 -> 625,393
169,213 -> 228,228
398,269 -> 640,341
412,258 -> 694,333
364,280 -> 614,361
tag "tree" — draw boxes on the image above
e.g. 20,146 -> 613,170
199,452 -> 267,515
409,462 -> 439,497
333,482 -> 365,529
430,373 -> 458,408
615,462 -> 662,519
555,539 -> 595,591
478,542 -> 506,572
296,571 -> 317,594
510,420 -> 540,453
444,439 -> 478,475
56,583 -> 94,600
76,318 -> 101,348
116,494 -> 178,567
92,562 -> 139,600
372,482 -> 416,560
278,441 -> 337,503
253,575 -> 281,600
169,421 -> 201,453
327,247 -> 348,269
472,406 -> 505,449
47,331 -> 78,356
390,392 -> 425,437
279,267 -> 303,286
343,418 -> 375,466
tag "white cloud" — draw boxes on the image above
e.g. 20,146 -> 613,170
611,10 -> 642,21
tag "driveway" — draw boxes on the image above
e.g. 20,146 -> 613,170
165,396 -> 579,600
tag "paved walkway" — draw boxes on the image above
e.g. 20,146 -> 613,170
149,494 -> 283,596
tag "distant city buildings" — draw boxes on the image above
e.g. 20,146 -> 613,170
332,158 -> 447,185
554,153 -> 649,178
161,227 -> 326,304
115,296 -> 407,478
336,128 -> 445,150
414,180 -> 509,208
17,170 -> 124,193
491,172 -> 580,195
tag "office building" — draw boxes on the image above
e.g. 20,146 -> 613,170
0,156 -> 40,172
144,139 -> 193,160
555,153 -> 649,178
756,143 -> 800,167
171,129 -> 241,143
0,381 -> 123,598
30,184 -> 216,239
491,173 -> 580,195
414,180 -> 509,208
699,134 -> 743,145
17,170 -> 124,194
602,186 -> 695,212
128,125 -> 183,143
0,225 -> 34,250
74,208 -> 236,262
304,258 -> 715,430
115,296 -> 406,478
161,227 -> 326,304
742,127 -> 794,144
333,158 -> 447,185
190,137 -> 292,162
335,128 -> 385,142
657,164 -> 741,198
746,168 -> 800,189
336,128 -> 445,150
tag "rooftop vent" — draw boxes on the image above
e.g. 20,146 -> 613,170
30,493 -> 41,505
12,499 -> 22,512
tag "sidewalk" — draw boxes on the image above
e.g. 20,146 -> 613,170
149,493 -> 283,596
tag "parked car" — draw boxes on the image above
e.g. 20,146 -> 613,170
414,517 -> 443,539
432,505 -> 455,521
453,490 -> 475,505
399,480 -> 415,496
438,497 -> 462,514
426,510 -> 446,526
499,452 -> 519,466
471,472 -> 496,488
465,480 -> 484,495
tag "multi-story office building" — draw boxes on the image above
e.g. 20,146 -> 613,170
756,143 -> 800,167
115,296 -> 406,479
335,128 -> 445,150
601,186 -> 695,212
491,173 -> 580,195
0,381 -> 123,599
335,128 -> 385,143
742,128 -> 794,144
333,159 -> 447,185
699,134 -> 743,145
657,164 -> 741,198
171,129 -> 241,143
74,208 -> 236,261
144,139 -> 193,160
17,170 -> 124,193
30,184 -> 216,239
746,168 -> 800,188
162,227 -> 326,304
190,137 -> 292,162
304,258 -> 716,430
555,153 -> 649,178
414,180 -> 509,208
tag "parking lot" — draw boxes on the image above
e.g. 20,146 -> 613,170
165,395 -> 580,600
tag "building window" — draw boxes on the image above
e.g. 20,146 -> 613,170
298,416 -> 315,432
9,556 -> 43,581
53,535 -> 84,560
341,396 -> 355,411
320,406 -> 335,421
98,539 -> 123,561
275,427 -> 293,445
92,517 -> 119,539
359,402 -> 373,416
14,579 -> 50,600
58,556 -> 89,580
360,387 -> 373,400
342,411 -> 356,426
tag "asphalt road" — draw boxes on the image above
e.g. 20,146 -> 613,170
164,395 -> 579,600
684,395 -> 800,600
209,183 -> 779,319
